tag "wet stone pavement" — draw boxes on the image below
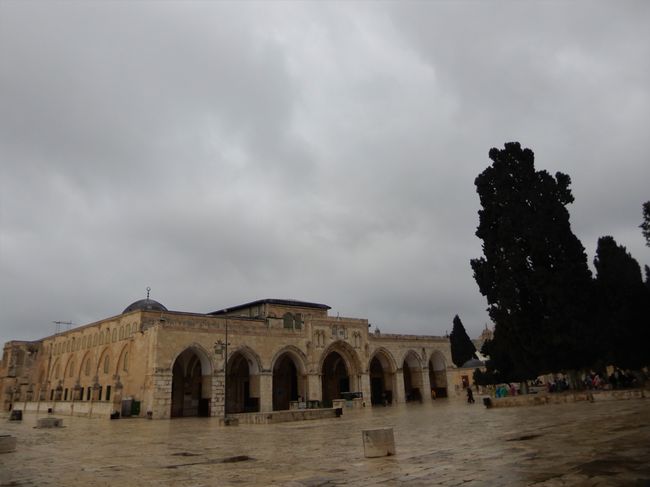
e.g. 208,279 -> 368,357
1,397 -> 649,486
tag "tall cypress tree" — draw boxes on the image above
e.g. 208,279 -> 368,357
593,236 -> 649,369
471,142 -> 594,380
449,315 -> 477,367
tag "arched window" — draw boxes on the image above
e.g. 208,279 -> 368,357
103,356 -> 109,374
82,336 -> 87,349
93,334 -> 98,347
119,326 -> 124,340
112,329 -> 117,343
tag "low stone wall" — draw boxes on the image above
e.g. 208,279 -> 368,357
232,408 -> 338,425
485,389 -> 647,408
17,401 -> 113,418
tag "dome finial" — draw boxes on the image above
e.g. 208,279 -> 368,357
146,286 -> 151,300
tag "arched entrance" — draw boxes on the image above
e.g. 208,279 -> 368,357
369,350 -> 396,406
226,351 -> 260,413
272,354 -> 299,411
428,351 -> 448,398
171,347 -> 212,417
321,351 -> 349,408
402,351 -> 423,402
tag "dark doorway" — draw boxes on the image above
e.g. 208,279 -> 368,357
321,351 -> 349,408
273,354 -> 299,411
370,357 -> 386,405
171,352 -> 203,418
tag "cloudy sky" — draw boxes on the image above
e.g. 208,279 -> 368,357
1,1 -> 648,347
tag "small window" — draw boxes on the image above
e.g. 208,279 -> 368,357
283,313 -> 294,329
119,327 -> 124,340
86,387 -> 91,401
93,334 -> 98,347
98,386 -> 102,401
64,388 -> 68,401
105,385 -> 111,401
50,389 -> 54,401
112,330 -> 117,343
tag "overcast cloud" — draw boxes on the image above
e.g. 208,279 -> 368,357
1,1 -> 648,346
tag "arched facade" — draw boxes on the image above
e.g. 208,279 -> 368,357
0,298 -> 454,419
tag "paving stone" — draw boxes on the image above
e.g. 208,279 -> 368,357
0,398 -> 649,486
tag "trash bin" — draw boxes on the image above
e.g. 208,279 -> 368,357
483,397 -> 492,408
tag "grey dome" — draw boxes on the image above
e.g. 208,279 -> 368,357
122,299 -> 168,314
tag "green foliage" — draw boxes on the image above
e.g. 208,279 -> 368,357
449,315 -> 477,367
641,201 -> 650,247
471,142 -> 594,381
593,236 -> 650,369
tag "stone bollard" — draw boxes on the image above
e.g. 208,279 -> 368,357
362,428 -> 396,458
0,435 -> 17,453
36,417 -> 63,428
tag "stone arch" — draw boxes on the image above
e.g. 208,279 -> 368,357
114,343 -> 131,376
428,350 -> 448,398
402,349 -> 424,402
271,346 -> 309,411
225,346 -> 262,414
96,347 -> 111,377
170,345 -> 214,418
319,340 -> 362,407
368,348 -> 398,406
170,343 -> 214,377
226,345 -> 262,374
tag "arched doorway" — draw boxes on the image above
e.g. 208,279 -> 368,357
171,348 -> 211,417
369,350 -> 396,406
321,351 -> 349,408
226,352 -> 261,413
428,351 -> 448,398
402,351 -> 423,402
273,354 -> 299,411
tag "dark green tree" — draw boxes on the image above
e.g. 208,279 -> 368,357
593,236 -> 649,369
641,201 -> 650,247
449,315 -> 477,367
471,142 -> 594,381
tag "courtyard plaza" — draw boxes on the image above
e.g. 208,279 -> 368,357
1,397 -> 649,487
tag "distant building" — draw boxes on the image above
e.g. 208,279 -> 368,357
1,296 -> 453,419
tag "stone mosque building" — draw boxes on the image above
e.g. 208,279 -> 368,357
1,295 -> 452,420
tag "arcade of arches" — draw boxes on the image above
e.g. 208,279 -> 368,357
168,343 -> 449,418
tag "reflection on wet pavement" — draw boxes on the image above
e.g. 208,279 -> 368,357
1,397 -> 649,486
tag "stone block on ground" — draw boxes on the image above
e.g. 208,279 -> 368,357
0,435 -> 17,453
36,417 -> 63,428
362,427 -> 395,458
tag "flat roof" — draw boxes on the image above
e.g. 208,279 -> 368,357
209,298 -> 331,315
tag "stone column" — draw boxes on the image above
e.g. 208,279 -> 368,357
359,372 -> 371,405
307,373 -> 322,403
394,369 -> 406,404
258,372 -> 273,412
421,368 -> 432,401
151,368 -> 172,419
211,369 -> 225,418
